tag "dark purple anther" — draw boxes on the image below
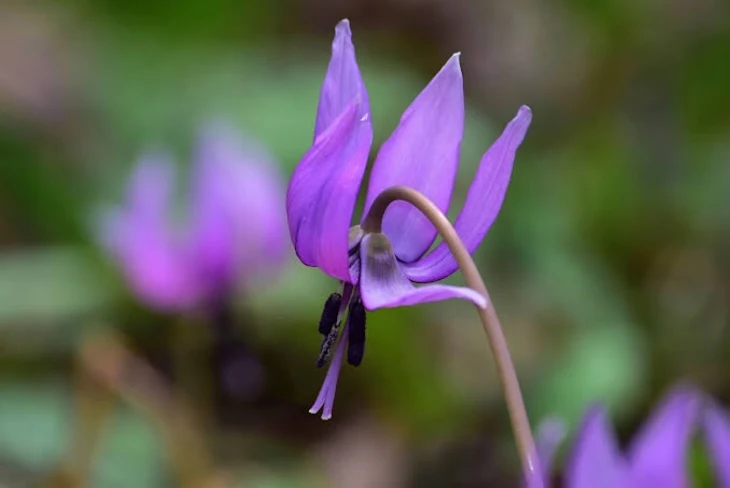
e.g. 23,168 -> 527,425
318,293 -> 342,335
347,298 -> 366,366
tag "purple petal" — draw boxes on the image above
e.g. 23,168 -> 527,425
191,122 -> 288,290
104,213 -> 200,311
315,19 -> 370,140
566,406 -> 628,488
124,152 -> 177,222
704,403 -> 730,487
404,106 -> 532,283
364,54 -> 464,263
358,233 -> 486,310
309,323 -> 349,420
287,20 -> 373,281
524,474 -> 547,488
101,156 -> 201,310
627,386 -> 699,488
189,125 -> 238,287
287,103 -> 372,282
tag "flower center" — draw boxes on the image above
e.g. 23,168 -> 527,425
315,225 -> 368,368
316,284 -> 367,368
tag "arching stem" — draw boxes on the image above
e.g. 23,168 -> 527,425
362,185 -> 537,479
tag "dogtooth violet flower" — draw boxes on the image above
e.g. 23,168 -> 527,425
101,122 -> 288,312
527,386 -> 730,488
286,19 -> 532,420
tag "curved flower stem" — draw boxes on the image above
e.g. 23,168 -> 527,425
361,185 -> 537,478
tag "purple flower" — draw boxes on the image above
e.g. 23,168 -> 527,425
101,123 -> 287,311
286,19 -> 532,419
530,386 -> 701,488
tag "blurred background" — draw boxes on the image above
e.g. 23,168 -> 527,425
1,0 -> 729,486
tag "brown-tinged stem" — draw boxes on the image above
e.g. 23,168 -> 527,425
78,331 -> 229,488
46,353 -> 115,488
361,185 -> 537,478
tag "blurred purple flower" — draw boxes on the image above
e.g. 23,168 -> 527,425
287,19 -> 531,419
529,386 -> 704,488
101,123 -> 287,312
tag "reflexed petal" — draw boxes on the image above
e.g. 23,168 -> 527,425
364,54 -> 464,263
404,106 -> 532,283
315,19 -> 370,140
566,406 -> 628,488
287,103 -> 372,281
627,386 -> 699,488
704,404 -> 730,487
359,233 -> 486,310
191,123 -> 287,288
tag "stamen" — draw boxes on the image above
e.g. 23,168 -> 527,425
315,284 -> 355,368
318,293 -> 342,335
347,298 -> 366,366
316,321 -> 340,368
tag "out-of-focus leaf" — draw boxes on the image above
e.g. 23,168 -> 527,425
74,0 -> 280,41
0,247 -> 115,325
0,382 -> 69,469
508,144 -> 640,335
0,133 -> 87,242
235,467 -> 322,488
681,139 -> 730,232
91,406 -> 165,488
679,30 -> 730,137
0,380 -> 163,487
530,324 -> 646,425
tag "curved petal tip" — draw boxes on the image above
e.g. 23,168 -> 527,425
517,105 -> 533,122
335,19 -> 351,36
442,52 -> 463,81
332,20 -> 353,58
628,385 -> 700,487
315,18 -> 370,141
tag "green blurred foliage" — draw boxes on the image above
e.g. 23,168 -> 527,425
0,381 -> 165,486
0,0 -> 729,485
